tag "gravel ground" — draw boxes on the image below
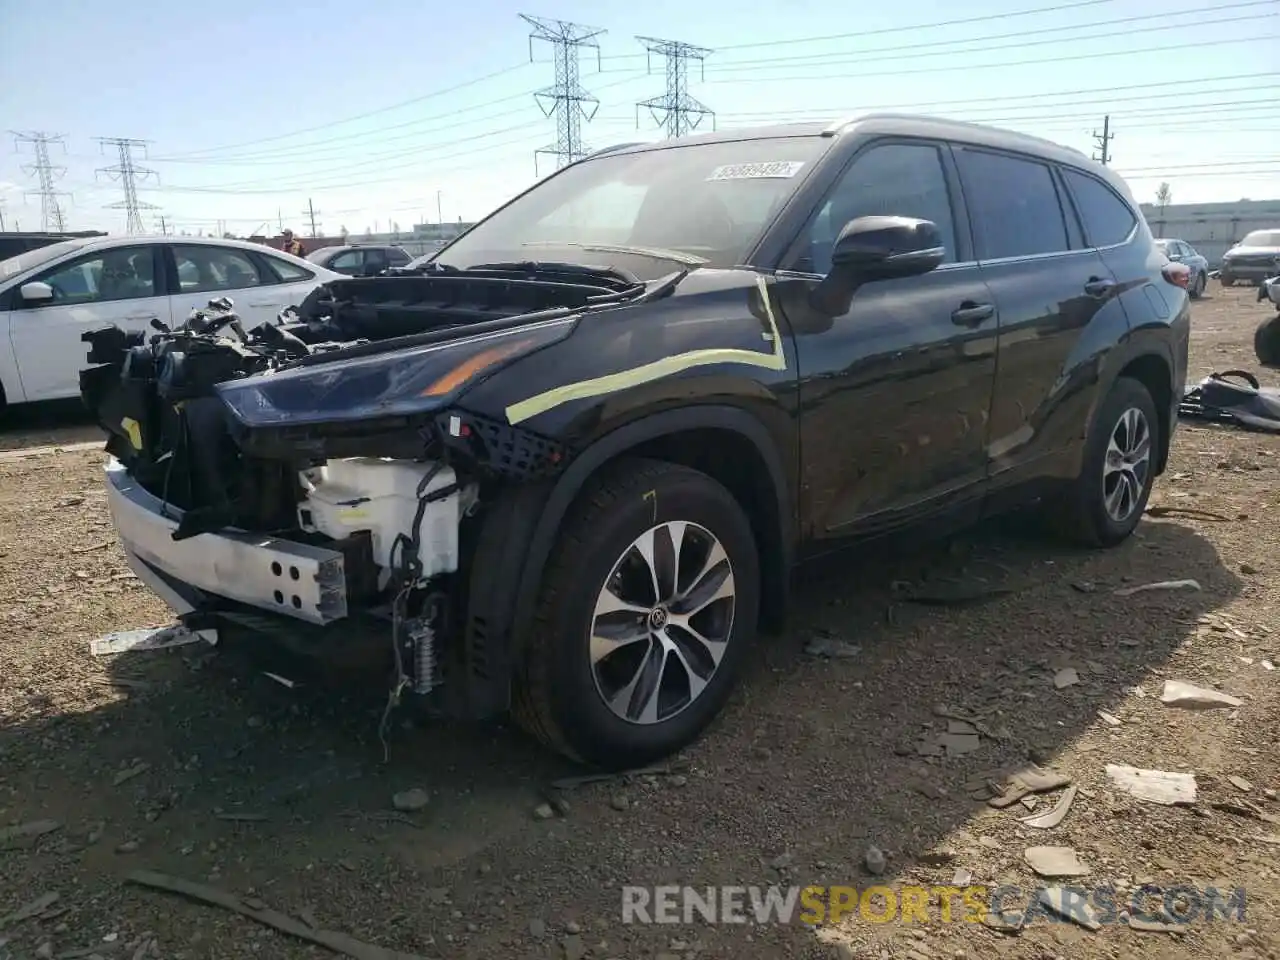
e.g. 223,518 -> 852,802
1,285 -> 1277,960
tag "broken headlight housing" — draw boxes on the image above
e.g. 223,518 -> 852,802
216,321 -> 572,427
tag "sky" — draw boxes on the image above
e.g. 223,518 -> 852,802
0,0 -> 1276,237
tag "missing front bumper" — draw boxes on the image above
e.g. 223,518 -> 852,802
104,458 -> 349,625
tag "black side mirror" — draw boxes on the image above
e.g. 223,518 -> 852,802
812,216 -> 945,315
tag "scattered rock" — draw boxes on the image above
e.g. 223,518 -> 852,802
1097,711 -> 1122,726
1037,886 -> 1101,930
0,820 -> 61,849
1053,668 -> 1080,689
0,892 -> 59,927
1106,764 -> 1197,805
1024,846 -> 1090,878
610,795 -> 630,812
865,846 -> 887,876
939,732 -> 982,756
1020,784 -> 1079,830
1240,562 -> 1259,575
1114,578 -> 1201,597
391,788 -> 429,812
768,851 -> 794,870
1228,775 -> 1254,792
804,636 -> 862,659
532,803 -> 555,821
1128,915 -> 1181,933
1160,680 -> 1243,709
564,920 -> 580,934
115,840 -> 140,854
112,762 -> 151,787
562,933 -> 586,960
1071,581 -> 1097,593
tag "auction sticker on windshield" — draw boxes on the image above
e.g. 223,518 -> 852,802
706,161 -> 806,181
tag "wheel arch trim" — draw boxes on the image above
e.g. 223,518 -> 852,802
509,403 -> 795,658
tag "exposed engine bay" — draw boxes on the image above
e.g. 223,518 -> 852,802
78,263 -> 653,715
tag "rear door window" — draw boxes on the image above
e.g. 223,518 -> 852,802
955,149 -> 1070,260
1061,168 -> 1138,248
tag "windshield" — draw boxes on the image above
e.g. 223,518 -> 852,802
1240,230 -> 1280,247
435,136 -> 831,273
0,239 -> 92,283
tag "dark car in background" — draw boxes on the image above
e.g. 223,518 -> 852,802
79,114 -> 1190,767
0,231 -> 107,263
1220,229 -> 1280,286
1154,238 -> 1208,299
305,243 -> 412,277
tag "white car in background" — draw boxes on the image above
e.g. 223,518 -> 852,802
0,236 -> 343,409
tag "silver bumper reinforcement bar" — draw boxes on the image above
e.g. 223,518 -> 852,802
105,458 -> 349,625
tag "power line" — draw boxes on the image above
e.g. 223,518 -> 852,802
608,0 -> 1115,58
701,1 -> 1273,72
12,131 -> 72,231
701,34 -> 1274,84
521,14 -> 606,172
159,62 -> 536,160
95,138 -> 160,234
635,36 -> 715,138
712,75 -> 1280,120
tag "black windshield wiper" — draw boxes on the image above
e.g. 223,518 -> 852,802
519,241 -> 708,267
465,260 -> 642,286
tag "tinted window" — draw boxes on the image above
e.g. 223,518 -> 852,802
797,142 -> 958,274
329,250 -> 363,271
387,248 -> 411,265
956,150 -> 1069,260
173,245 -> 264,294
31,247 -> 156,305
261,255 -> 314,282
1061,168 -> 1137,247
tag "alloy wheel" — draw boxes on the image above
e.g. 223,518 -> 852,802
1102,406 -> 1152,523
589,521 -> 736,725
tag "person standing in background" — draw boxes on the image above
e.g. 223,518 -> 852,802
281,229 -> 304,257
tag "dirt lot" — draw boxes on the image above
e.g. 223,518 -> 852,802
1,287 -> 1278,960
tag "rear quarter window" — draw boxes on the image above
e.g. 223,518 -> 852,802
954,148 -> 1070,260
1061,168 -> 1137,248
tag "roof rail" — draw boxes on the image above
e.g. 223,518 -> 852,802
587,142 -> 646,158
821,116 -> 859,137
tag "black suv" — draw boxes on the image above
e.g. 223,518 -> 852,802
80,114 -> 1189,768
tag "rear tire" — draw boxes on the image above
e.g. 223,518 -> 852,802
1220,273 -> 1235,287
1047,376 -> 1160,548
512,457 -> 760,768
1189,272 -> 1206,299
1257,313 -> 1280,367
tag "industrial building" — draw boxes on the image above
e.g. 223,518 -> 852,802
1140,198 -> 1280,267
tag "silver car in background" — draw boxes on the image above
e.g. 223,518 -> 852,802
1220,229 -> 1280,286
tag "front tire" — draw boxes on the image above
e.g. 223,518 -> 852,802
1050,376 -> 1160,548
1190,272 -> 1206,299
512,458 -> 760,768
1220,272 -> 1235,287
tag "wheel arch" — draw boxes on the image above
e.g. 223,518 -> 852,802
513,405 -> 795,651
1114,351 -> 1174,474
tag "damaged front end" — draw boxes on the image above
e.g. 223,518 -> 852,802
79,266 -> 642,716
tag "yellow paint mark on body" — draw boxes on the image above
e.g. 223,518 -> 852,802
120,417 -> 142,450
504,275 -> 788,425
